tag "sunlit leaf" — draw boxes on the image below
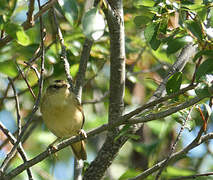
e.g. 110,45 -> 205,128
82,8 -> 105,41
70,63 -> 79,77
4,22 -> 30,46
119,169 -> 140,180
0,60 -> 18,77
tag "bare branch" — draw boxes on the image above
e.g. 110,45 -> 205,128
74,38 -> 93,100
169,172 -> 213,180
0,0 -> 45,175
51,8 -> 74,91
0,122 -> 33,180
16,63 -> 36,100
155,106 -> 194,179
26,0 -> 35,27
2,93 -> 208,179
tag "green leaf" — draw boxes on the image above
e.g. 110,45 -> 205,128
16,30 -> 30,46
0,60 -> 18,77
60,0 -> 78,26
119,169 -> 140,180
4,22 -> 21,38
4,22 -> 30,46
166,37 -> 188,54
144,23 -> 156,42
70,63 -> 79,77
150,32 -> 161,50
166,72 -> 182,95
164,166 -> 194,177
210,9 -> 213,27
196,59 -> 213,81
195,82 -> 210,98
138,0 -> 155,7
193,50 -> 213,62
185,20 -> 203,40
134,16 -> 151,27
114,125 -> 131,142
82,8 -> 105,41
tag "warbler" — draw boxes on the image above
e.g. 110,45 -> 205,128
40,80 -> 87,160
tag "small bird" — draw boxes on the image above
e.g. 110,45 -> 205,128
40,80 -> 87,160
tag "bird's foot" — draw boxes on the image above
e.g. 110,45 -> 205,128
79,129 -> 87,139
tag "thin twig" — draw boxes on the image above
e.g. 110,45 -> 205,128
74,38 -> 93,100
83,61 -> 106,88
51,8 -> 74,91
155,106 -> 194,180
123,84 -> 196,121
0,122 -> 33,180
2,95 -> 207,180
82,91 -> 109,104
170,172 -> 213,180
15,63 -> 36,100
7,78 -> 22,137
0,0 -> 46,175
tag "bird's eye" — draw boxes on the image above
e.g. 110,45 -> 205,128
49,84 -> 60,89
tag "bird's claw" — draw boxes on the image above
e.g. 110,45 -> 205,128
79,129 -> 87,139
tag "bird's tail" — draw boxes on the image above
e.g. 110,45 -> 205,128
71,140 -> 87,160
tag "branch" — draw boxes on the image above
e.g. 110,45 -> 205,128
51,8 -> 74,90
74,38 -> 93,100
122,84 -> 196,121
155,106 -> 194,179
169,172 -> 213,180
0,0 -> 45,176
26,0 -> 35,27
0,122 -> 33,180
2,94 -> 208,179
149,43 -> 197,102
83,0 -> 126,179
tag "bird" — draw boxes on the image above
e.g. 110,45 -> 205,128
40,80 -> 87,160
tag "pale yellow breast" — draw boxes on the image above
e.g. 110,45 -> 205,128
41,91 -> 83,138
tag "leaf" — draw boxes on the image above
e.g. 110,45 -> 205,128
196,59 -> 213,81
119,169 -> 140,180
166,72 -> 183,95
4,22 -> 30,46
192,50 -> 213,62
70,63 -> 79,77
195,82 -> 210,98
0,60 -> 18,77
82,8 -> 105,41
185,20 -> 203,40
144,23 -> 161,50
144,23 -> 156,42
139,0 -> 155,7
114,125 -> 131,142
150,33 -> 161,50
60,0 -> 78,26
134,16 -> 151,27
166,37 -> 188,54
16,30 -> 30,46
